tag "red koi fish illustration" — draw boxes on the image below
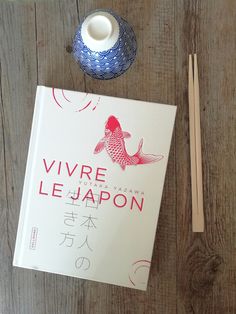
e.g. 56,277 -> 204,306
94,116 -> 163,170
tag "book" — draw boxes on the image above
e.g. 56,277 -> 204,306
13,86 -> 176,291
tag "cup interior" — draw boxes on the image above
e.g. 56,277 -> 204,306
87,15 -> 112,41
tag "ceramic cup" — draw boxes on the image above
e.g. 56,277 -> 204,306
72,10 -> 137,80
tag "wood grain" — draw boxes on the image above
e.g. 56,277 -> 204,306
175,0 -> 236,313
0,3 -> 38,314
36,0 -> 84,90
0,0 -> 235,313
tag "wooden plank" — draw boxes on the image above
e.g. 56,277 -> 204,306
0,1 -> 85,314
36,0 -> 85,91
35,1 -> 86,314
0,3 -> 39,314
0,50 -> 10,314
175,0 -> 236,312
78,1 -> 177,313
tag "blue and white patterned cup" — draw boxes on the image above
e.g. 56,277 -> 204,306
72,10 -> 137,80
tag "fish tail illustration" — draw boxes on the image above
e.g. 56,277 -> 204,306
134,139 -> 164,164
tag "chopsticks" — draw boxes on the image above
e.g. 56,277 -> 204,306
188,54 -> 204,232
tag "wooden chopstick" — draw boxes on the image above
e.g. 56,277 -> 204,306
188,54 -> 204,232
188,55 -> 199,232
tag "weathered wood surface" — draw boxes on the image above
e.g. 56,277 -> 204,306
0,1 -> 235,313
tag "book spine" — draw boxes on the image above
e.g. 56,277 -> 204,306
13,86 -> 45,266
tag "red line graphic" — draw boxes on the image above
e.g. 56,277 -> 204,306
92,96 -> 101,111
52,88 -> 63,108
134,265 -> 150,274
132,259 -> 151,266
52,88 -> 99,113
77,100 -> 92,112
128,275 -> 136,286
62,89 -> 71,102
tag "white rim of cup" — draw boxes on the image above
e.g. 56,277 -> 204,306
81,11 -> 120,52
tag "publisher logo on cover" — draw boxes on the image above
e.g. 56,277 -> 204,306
29,227 -> 38,250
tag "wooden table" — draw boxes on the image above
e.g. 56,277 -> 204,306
0,1 -> 235,313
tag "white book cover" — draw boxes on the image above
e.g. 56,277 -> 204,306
13,86 -> 176,291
